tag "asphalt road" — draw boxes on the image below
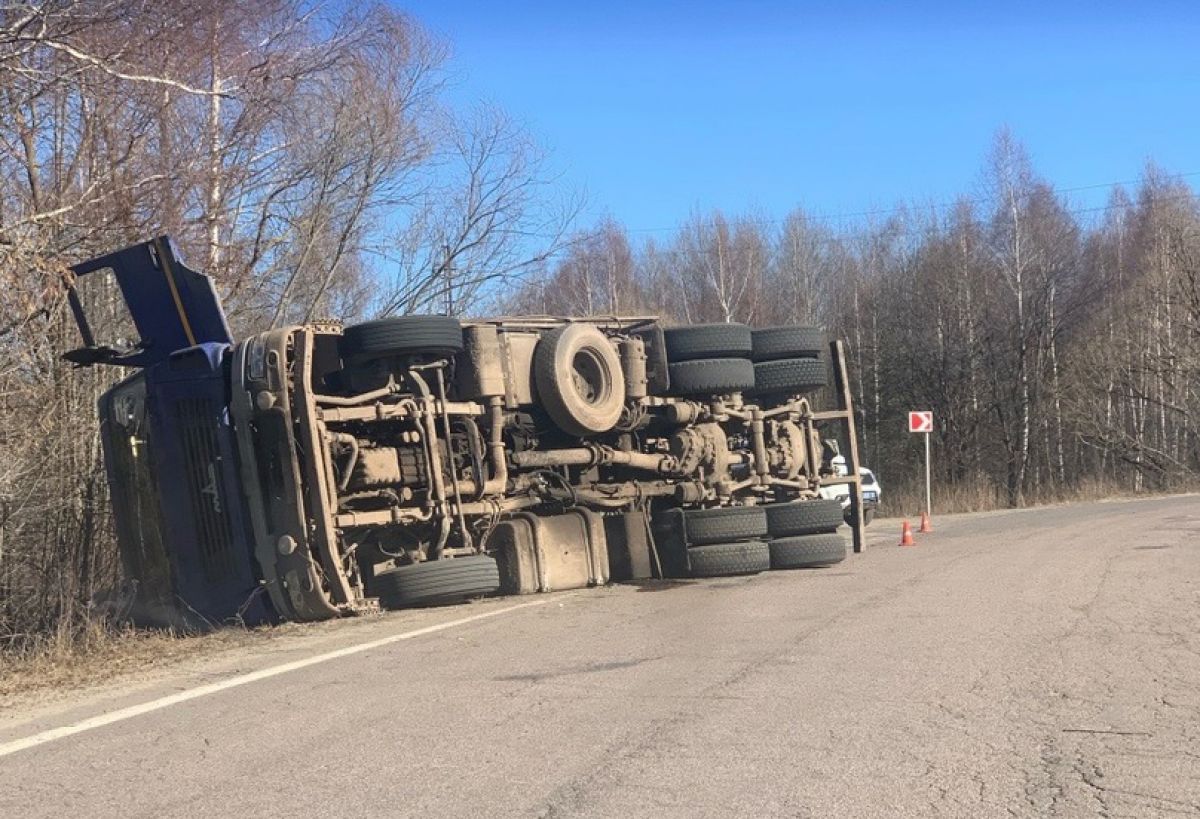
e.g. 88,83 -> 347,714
3,495 -> 1199,818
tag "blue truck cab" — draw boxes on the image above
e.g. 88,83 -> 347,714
68,238 -> 377,627
68,238 -> 270,627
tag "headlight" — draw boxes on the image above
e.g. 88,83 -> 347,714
245,336 -> 266,382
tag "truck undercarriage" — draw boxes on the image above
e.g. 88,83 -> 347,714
67,238 -> 865,627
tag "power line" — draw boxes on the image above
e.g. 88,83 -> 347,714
616,170 -> 1200,237
544,190 -> 1199,266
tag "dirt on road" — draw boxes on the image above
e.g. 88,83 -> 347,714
2,495 -> 1198,817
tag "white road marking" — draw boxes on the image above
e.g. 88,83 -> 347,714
0,598 -> 554,759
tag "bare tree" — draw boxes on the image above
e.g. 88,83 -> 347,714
764,208 -> 835,325
374,105 -> 581,317
504,219 -> 637,316
671,211 -> 767,324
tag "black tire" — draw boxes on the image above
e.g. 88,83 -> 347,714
846,507 -> 876,527
765,498 -> 844,537
374,555 -> 500,609
751,357 -> 827,396
340,316 -> 463,362
751,326 -> 825,362
667,357 -> 755,396
679,505 -> 768,546
663,323 -> 753,362
533,324 -> 626,436
769,533 -> 846,570
688,540 -> 770,577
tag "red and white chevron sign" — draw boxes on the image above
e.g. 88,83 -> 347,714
908,411 -> 933,433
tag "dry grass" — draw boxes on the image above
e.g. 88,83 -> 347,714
0,609 -> 393,709
882,480 -> 1004,517
0,620 -> 269,707
881,477 -> 1200,519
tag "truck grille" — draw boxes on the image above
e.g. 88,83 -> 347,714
174,397 -> 235,583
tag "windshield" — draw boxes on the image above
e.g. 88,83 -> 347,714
72,265 -> 139,352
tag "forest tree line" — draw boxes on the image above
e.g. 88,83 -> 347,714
1,1 -> 1197,651
509,134 -> 1200,511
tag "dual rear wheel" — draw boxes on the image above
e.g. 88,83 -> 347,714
662,322 -> 829,397
669,499 -> 847,577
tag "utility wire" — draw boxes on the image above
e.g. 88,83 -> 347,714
615,170 -> 1200,236
546,191 -> 1200,266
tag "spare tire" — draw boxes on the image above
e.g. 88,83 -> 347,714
374,555 -> 500,608
667,357 -> 755,396
679,505 -> 768,546
751,357 -> 827,396
663,323 -> 753,362
751,326 -> 825,361
688,540 -> 770,577
340,316 -> 463,362
533,323 -> 626,437
768,533 -> 846,570
765,498 -> 844,537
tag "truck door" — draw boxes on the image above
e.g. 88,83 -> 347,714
63,236 -> 232,369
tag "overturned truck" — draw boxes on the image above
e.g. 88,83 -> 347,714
65,237 -> 866,628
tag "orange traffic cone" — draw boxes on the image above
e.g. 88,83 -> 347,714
899,520 -> 915,547
919,511 -> 933,534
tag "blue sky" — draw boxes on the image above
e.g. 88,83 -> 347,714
402,1 -> 1200,235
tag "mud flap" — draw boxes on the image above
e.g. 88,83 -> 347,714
604,511 -> 656,582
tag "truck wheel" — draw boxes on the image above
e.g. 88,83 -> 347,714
768,533 -> 846,570
750,326 -> 825,362
533,324 -> 626,436
663,323 -> 752,362
374,554 -> 500,609
340,316 -> 464,362
667,357 -> 755,396
751,357 -> 827,396
765,498 -> 844,537
679,505 -> 768,546
847,507 -> 876,527
688,540 -> 770,577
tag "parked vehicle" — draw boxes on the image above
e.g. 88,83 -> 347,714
65,238 -> 862,628
818,455 -> 881,525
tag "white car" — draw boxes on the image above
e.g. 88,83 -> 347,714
819,455 -> 881,525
